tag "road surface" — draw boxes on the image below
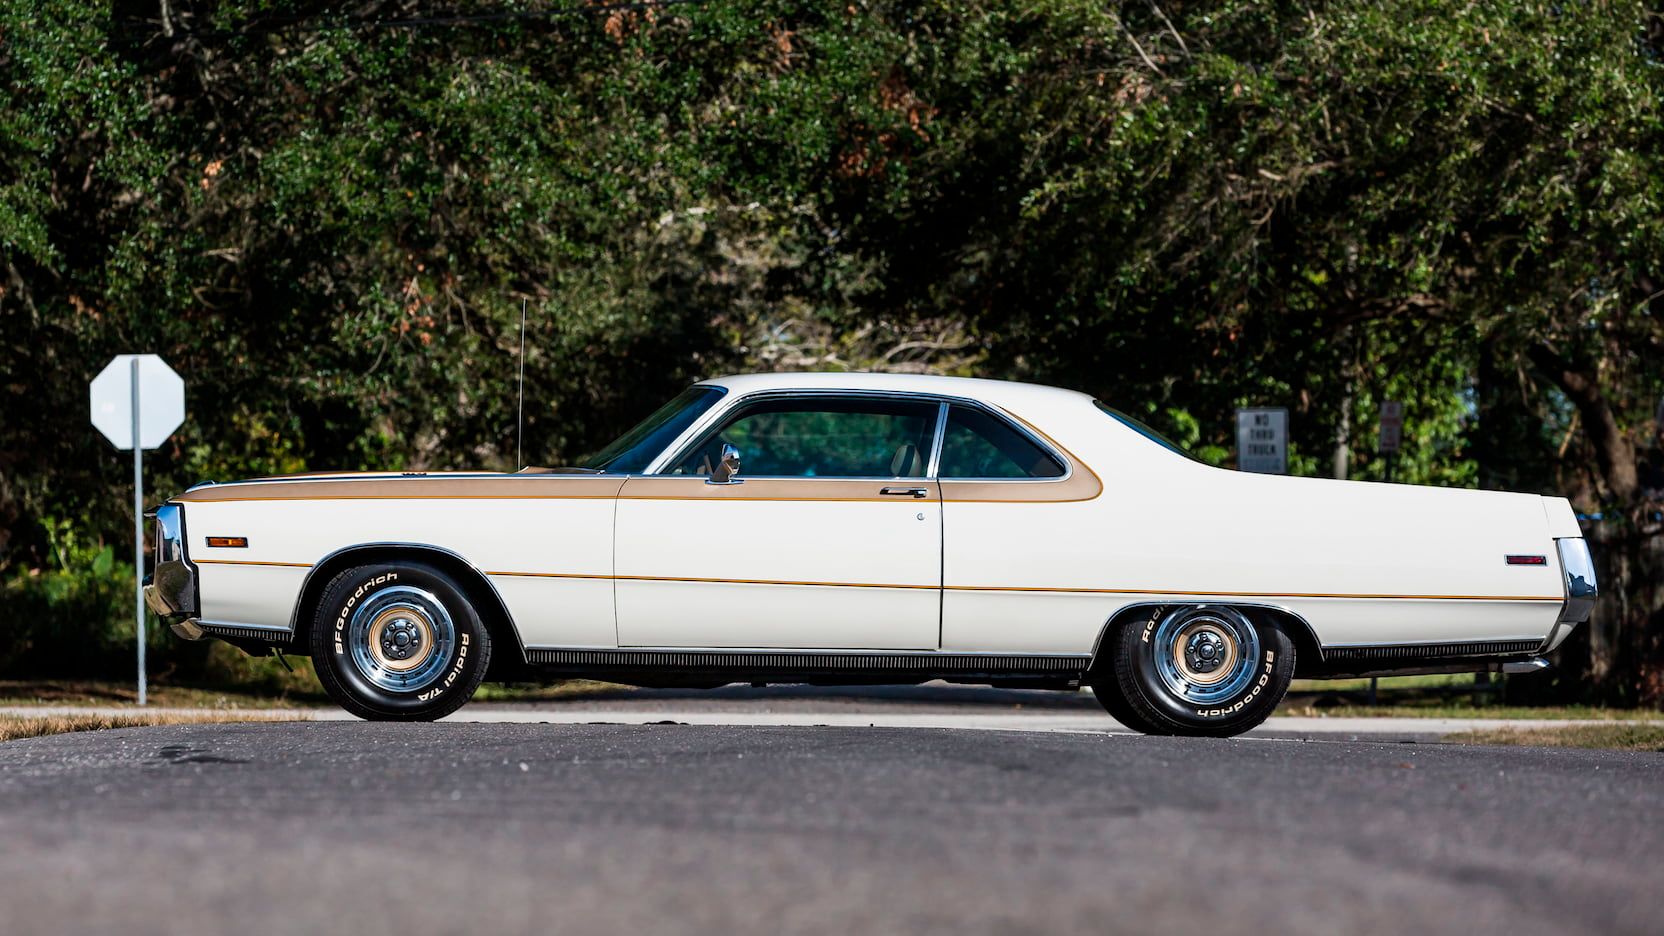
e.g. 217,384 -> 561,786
0,718 -> 1657,935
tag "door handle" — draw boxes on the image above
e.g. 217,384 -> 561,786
880,486 -> 930,498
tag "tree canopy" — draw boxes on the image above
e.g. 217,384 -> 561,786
3,0 -> 1662,699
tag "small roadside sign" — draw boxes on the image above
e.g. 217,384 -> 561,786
90,354 -> 186,707
1236,407 -> 1288,474
1379,400 -> 1404,454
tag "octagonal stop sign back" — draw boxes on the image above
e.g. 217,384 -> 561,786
90,354 -> 185,450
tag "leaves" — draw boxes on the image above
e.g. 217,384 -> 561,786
1,0 -> 1661,694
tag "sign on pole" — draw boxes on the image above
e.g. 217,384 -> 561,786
1378,400 -> 1405,455
90,355 -> 185,707
1235,408 -> 1288,474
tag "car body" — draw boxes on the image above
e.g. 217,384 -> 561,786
145,372 -> 1598,733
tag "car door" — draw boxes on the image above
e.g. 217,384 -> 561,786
614,393 -> 943,649
935,402 -> 1096,653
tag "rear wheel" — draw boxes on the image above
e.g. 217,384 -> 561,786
309,561 -> 491,721
1089,677 -> 1168,734
1111,605 -> 1295,737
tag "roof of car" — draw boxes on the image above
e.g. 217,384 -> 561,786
698,371 -> 1093,406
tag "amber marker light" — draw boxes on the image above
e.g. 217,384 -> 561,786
206,536 -> 249,548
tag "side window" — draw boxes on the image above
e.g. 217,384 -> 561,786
937,405 -> 1066,479
668,397 -> 939,478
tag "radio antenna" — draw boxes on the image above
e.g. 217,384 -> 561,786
516,298 -> 528,471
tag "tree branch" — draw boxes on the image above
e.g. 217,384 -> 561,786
1527,343 -> 1638,503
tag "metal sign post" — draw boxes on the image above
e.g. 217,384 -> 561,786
90,355 -> 185,707
131,359 -> 143,705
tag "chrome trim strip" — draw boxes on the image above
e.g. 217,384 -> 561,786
1322,639 -> 1542,660
282,541 -> 521,643
196,621 -> 293,643
183,470 -> 613,490
926,401 -> 949,478
526,645 -> 1091,658
523,646 -> 1089,673
1086,600 -> 1326,667
196,619 -> 292,633
1322,636 -> 1545,649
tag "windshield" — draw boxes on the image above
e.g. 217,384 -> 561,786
1093,400 -> 1196,460
581,386 -> 727,472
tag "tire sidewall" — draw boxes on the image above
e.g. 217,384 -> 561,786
1121,606 -> 1294,734
311,562 -> 488,719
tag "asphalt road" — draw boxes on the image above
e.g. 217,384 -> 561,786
0,722 -> 1657,936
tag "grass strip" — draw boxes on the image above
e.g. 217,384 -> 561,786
0,680 -> 325,709
1444,723 -> 1664,752
1279,703 -> 1663,720
0,712 -> 307,743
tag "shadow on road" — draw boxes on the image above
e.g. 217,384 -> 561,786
529,681 -> 1105,710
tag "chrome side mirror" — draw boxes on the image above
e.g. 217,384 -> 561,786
709,443 -> 742,484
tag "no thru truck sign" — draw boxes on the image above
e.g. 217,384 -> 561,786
1236,408 -> 1288,474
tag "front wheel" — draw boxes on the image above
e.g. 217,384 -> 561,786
309,561 -> 492,721
1111,605 -> 1295,737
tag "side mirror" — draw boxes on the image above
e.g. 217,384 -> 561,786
709,443 -> 742,484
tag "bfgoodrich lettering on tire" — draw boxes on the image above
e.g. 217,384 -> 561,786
1112,605 -> 1294,737
309,561 -> 492,721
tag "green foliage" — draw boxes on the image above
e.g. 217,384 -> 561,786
1,0 -> 1661,696
0,519 -> 152,678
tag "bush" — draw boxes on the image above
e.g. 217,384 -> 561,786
0,519 -> 322,693
0,519 -> 150,679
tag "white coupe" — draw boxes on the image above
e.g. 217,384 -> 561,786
145,373 -> 1597,735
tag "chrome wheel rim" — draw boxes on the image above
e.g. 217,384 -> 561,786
347,585 -> 455,692
1151,606 -> 1260,705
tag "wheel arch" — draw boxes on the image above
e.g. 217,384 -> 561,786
1087,601 -> 1325,677
289,543 -> 528,674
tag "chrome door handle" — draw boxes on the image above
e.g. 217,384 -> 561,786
880,487 -> 929,498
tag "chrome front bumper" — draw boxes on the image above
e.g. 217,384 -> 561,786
142,503 -> 201,637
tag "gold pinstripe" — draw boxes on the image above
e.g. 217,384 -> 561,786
192,559 -> 1562,601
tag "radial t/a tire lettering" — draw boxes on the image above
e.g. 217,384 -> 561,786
309,561 -> 491,721
1112,605 -> 1295,737
1089,609 -> 1169,733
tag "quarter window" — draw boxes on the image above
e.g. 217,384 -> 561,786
668,397 -> 939,478
937,405 -> 1065,479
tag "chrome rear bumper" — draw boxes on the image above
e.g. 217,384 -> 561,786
1542,537 -> 1598,652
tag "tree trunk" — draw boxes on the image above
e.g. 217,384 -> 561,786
1526,345 -> 1638,502
1524,343 -> 1662,705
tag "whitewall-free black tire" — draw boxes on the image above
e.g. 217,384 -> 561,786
309,561 -> 491,721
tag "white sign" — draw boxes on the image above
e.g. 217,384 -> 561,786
89,354 -> 186,708
1379,400 -> 1405,454
1236,408 -> 1288,474
91,355 -> 185,450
